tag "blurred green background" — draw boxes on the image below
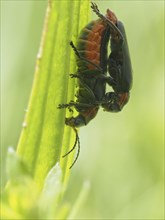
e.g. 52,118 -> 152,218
1,0 -> 164,219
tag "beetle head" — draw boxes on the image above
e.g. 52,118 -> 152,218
103,92 -> 130,112
65,106 -> 99,127
65,115 -> 86,127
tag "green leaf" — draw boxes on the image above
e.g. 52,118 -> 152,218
16,0 -> 90,191
3,148 -> 39,219
6,147 -> 30,183
2,1 -> 90,219
39,163 -> 63,218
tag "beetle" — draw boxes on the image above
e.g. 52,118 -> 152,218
92,3 -> 133,112
58,2 -> 132,168
58,4 -> 117,168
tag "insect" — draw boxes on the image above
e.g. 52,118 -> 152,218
94,4 -> 133,112
58,2 -> 132,168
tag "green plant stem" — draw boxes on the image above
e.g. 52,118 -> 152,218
16,0 -> 90,191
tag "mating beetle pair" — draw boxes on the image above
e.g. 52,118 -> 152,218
58,3 -> 132,168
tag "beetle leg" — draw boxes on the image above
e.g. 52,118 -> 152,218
58,103 -> 71,109
93,74 -> 116,86
108,58 -> 122,89
71,101 -> 96,108
81,72 -> 116,86
70,72 -> 115,86
70,72 -> 116,91
103,92 -> 116,101
91,2 -> 124,41
70,41 -> 103,72
59,82 -> 97,111
58,100 -> 96,109
68,106 -> 74,113
70,72 -> 100,80
70,69 -> 91,79
69,72 -> 89,80
58,100 -> 76,110
70,73 -> 79,78
78,80 -> 97,101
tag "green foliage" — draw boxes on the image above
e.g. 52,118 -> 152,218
16,0 -> 90,189
2,148 -> 90,219
1,0 -> 90,219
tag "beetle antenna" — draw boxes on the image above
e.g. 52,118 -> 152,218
69,127 -> 80,169
62,127 -> 80,169
91,2 -> 124,41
